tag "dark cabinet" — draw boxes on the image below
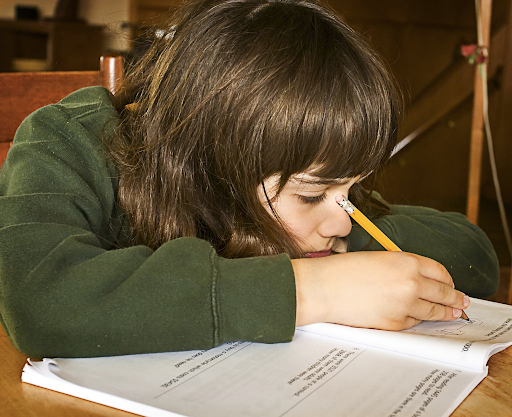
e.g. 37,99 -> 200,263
0,19 -> 104,72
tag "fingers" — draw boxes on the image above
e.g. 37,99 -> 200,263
380,254 -> 470,328
416,275 -> 467,308
402,253 -> 471,322
414,253 -> 453,287
406,264 -> 470,322
407,298 -> 469,322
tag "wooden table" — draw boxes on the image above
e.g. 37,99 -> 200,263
1,326 -> 511,416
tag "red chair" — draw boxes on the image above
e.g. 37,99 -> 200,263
0,54 -> 123,166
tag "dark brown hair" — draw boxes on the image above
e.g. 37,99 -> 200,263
109,0 -> 402,258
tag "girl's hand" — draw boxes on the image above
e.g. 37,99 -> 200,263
292,251 -> 470,330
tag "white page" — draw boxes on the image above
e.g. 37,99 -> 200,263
301,297 -> 512,371
23,329 -> 486,417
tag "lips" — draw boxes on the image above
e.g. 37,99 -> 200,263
304,249 -> 332,258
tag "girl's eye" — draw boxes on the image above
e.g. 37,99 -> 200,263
297,193 -> 327,205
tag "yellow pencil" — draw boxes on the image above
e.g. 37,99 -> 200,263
336,195 -> 401,251
335,195 -> 470,321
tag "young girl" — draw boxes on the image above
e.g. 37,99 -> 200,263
0,0 -> 498,358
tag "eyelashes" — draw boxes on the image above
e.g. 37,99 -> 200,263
297,193 -> 327,205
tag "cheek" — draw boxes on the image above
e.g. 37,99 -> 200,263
272,202 -> 321,239
284,217 -> 315,239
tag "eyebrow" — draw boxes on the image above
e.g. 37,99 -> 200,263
289,176 -> 353,186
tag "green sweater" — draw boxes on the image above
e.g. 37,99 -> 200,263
0,87 -> 499,358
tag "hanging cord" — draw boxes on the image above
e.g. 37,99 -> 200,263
473,0 -> 512,260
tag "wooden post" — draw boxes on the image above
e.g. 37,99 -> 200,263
100,53 -> 124,95
508,269 -> 512,305
466,0 -> 492,225
496,0 -> 512,306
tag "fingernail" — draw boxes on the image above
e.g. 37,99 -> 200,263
464,296 -> 470,308
453,308 -> 462,318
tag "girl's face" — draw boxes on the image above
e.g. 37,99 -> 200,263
259,173 -> 358,257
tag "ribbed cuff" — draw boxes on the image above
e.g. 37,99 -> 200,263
214,253 -> 296,345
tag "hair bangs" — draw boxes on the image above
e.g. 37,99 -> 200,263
255,10 -> 401,188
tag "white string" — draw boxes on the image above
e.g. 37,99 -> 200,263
475,0 -> 512,259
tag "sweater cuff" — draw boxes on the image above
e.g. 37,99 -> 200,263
214,253 -> 296,345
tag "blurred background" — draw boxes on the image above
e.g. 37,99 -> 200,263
1,0 -> 510,302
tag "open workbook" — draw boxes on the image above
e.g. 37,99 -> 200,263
22,297 -> 512,417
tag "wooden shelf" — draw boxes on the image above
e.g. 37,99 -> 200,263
0,19 -> 104,72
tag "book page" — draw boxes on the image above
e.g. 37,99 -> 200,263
301,297 -> 512,371
23,329 -> 485,417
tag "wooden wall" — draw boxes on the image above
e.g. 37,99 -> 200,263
334,0 -> 510,215
130,0 -> 180,26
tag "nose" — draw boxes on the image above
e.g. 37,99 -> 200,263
317,199 -> 353,238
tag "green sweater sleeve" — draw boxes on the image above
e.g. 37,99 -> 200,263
0,87 -> 296,358
347,203 -> 499,298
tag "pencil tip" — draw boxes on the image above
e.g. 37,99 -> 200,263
460,310 -> 471,322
